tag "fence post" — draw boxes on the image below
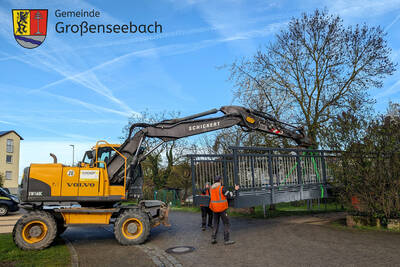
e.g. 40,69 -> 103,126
296,150 -> 303,200
263,204 -> 267,218
267,150 -> 274,204
321,151 -> 327,200
233,149 -> 239,186
223,157 -> 228,186
321,151 -> 327,185
250,156 -> 255,190
232,149 -> 240,209
191,156 -> 196,199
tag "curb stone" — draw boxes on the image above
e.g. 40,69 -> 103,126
141,244 -> 183,267
102,226 -> 182,267
62,236 -> 79,267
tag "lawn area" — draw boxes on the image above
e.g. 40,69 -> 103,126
173,201 -> 344,219
330,218 -> 400,233
234,201 -> 343,219
171,206 -> 201,213
0,234 -> 70,267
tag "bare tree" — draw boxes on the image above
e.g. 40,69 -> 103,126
122,110 -> 194,189
203,126 -> 284,154
228,9 -> 395,146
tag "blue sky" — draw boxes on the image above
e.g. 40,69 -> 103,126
1,0 -> 400,178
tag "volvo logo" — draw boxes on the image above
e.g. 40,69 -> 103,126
67,183 -> 95,187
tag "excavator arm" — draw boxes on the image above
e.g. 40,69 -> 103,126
107,106 -> 312,183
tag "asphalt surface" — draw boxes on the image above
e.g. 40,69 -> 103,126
63,226 -> 155,267
146,211 -> 400,266
2,211 -> 400,266
61,211 -> 400,267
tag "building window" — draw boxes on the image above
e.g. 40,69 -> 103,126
5,171 -> 12,180
6,155 -> 12,164
6,139 -> 13,153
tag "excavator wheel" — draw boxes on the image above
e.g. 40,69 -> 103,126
53,213 -> 67,236
13,211 -> 57,250
114,210 -> 150,245
56,221 -> 67,236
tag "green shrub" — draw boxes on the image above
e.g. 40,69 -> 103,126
332,116 -> 400,221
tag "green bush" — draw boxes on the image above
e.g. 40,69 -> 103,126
332,116 -> 400,221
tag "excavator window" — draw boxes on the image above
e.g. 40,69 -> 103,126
82,150 -> 93,165
97,147 -> 116,168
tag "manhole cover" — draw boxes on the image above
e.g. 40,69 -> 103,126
165,246 -> 195,254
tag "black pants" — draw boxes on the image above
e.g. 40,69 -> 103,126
212,211 -> 230,241
201,206 -> 213,227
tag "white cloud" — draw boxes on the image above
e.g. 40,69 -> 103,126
0,120 -> 17,126
38,91 -> 138,117
329,0 -> 400,18
0,2 -> 136,118
376,78 -> 400,99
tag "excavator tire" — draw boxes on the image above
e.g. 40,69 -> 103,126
114,210 -> 150,245
56,221 -> 67,236
13,211 -> 57,250
53,213 -> 67,236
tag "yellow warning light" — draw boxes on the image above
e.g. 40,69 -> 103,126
246,117 -> 255,123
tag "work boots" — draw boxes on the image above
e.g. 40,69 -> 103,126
224,232 -> 235,245
211,234 -> 217,244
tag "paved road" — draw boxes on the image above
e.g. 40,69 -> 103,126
3,211 -> 400,266
64,226 -> 156,267
0,213 -> 21,234
145,211 -> 400,267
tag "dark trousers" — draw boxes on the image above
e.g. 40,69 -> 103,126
201,206 -> 213,227
212,210 -> 230,241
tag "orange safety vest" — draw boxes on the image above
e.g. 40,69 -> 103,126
209,185 -> 228,212
200,188 -> 210,207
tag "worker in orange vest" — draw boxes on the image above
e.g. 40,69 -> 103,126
209,175 -> 239,245
200,182 -> 213,231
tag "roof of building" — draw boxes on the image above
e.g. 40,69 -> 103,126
0,130 -> 23,140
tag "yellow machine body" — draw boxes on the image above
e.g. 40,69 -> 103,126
61,211 -> 113,225
21,141 -> 126,203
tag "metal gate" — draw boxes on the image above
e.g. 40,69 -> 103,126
188,147 -> 335,208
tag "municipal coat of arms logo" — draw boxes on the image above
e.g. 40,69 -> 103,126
12,9 -> 48,49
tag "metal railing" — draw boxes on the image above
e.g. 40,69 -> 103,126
188,147 -> 335,207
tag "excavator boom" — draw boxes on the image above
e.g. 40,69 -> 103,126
107,105 -> 312,183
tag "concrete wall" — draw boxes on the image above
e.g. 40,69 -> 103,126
0,132 -> 21,194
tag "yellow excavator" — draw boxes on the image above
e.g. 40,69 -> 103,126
13,106 -> 311,250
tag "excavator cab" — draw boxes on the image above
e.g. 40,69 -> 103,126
80,144 -> 119,168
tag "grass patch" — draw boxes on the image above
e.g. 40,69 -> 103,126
0,234 -> 70,267
171,201 -> 344,219
229,201 -> 343,219
171,206 -> 201,212
330,218 -> 400,233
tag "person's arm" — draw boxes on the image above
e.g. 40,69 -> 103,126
202,184 -> 210,195
222,185 -> 240,199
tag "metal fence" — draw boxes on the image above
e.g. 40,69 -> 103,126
188,147 -> 335,208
